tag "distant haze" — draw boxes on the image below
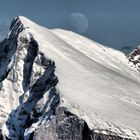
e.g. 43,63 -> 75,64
0,0 -> 140,50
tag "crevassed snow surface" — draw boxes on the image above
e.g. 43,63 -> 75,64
18,16 -> 140,138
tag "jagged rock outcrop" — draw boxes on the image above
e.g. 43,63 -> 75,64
0,17 -> 60,139
127,46 -> 140,70
0,16 -> 139,140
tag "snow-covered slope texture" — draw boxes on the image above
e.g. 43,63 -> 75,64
0,16 -> 140,140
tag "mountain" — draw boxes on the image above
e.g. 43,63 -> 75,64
0,16 -> 140,140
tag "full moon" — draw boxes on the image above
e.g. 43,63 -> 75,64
70,13 -> 88,34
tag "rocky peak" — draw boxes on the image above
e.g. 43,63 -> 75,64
0,16 -> 60,139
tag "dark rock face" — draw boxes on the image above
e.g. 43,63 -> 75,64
0,129 -> 3,140
32,107 -> 89,140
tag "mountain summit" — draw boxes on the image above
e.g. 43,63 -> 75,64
0,16 -> 140,140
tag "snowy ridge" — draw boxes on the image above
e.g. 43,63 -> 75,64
0,16 -> 140,139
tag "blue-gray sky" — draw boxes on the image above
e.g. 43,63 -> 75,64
1,0 -> 140,50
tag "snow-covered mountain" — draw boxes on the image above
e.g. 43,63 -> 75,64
0,16 -> 140,140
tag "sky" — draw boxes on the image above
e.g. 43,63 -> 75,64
0,0 -> 140,50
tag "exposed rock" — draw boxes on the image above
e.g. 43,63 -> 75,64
32,107 -> 90,140
127,46 -> 140,70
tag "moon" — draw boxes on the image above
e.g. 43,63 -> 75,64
70,13 -> 88,34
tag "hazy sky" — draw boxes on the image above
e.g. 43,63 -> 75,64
1,0 -> 140,50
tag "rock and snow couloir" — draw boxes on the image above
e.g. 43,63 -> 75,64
0,16 -> 140,139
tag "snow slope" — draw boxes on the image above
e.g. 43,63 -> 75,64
0,16 -> 140,139
17,16 -> 140,139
